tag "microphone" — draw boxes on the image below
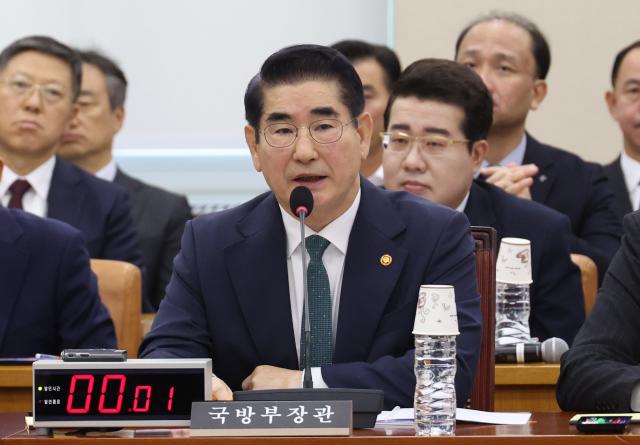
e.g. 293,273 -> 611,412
234,185 -> 384,428
289,186 -> 314,389
495,337 -> 569,364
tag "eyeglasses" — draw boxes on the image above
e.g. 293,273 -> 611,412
0,74 -> 70,105
261,118 -> 357,148
381,131 -> 469,156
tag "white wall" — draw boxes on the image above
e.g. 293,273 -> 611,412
1,0 -> 389,150
394,0 -> 640,164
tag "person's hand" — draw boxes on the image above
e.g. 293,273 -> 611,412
241,365 -> 303,390
211,375 -> 233,400
480,163 -> 539,200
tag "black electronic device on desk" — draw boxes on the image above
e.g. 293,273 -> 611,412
234,388 -> 383,429
32,358 -> 212,427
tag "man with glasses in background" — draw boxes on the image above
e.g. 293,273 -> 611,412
0,36 -> 147,308
604,41 -> 640,223
382,59 -> 584,345
140,44 -> 482,409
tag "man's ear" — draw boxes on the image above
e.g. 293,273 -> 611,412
113,106 -> 125,134
530,79 -> 548,111
605,90 -> 618,118
471,139 -> 489,172
245,125 -> 262,172
356,112 -> 373,160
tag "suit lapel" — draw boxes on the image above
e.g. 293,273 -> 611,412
224,194 -> 298,369
606,157 -> 633,217
464,181 -> 500,232
114,169 -> 146,224
334,181 -> 408,363
47,158 -> 87,226
0,209 -> 30,349
523,134 -> 555,204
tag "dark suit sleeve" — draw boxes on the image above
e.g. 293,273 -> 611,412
139,220 -> 214,358
103,188 -> 151,310
568,163 -> 621,281
557,212 -> 640,412
529,214 -> 585,345
56,231 -> 117,350
321,211 -> 482,408
155,196 -> 192,304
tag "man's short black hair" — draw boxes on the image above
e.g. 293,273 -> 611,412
331,39 -> 401,91
0,35 -> 82,100
244,44 -> 364,142
78,49 -> 128,110
611,40 -> 640,87
384,59 -> 493,149
455,11 -> 551,80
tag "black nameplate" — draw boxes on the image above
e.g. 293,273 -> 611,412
190,400 -> 351,436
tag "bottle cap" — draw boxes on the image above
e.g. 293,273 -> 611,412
413,285 -> 459,336
496,237 -> 533,284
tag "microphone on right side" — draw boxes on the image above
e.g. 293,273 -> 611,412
495,337 -> 569,364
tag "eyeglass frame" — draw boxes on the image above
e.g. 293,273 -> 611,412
0,73 -> 71,105
258,117 -> 359,148
380,131 -> 470,156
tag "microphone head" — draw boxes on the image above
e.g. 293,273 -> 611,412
541,337 -> 569,362
289,186 -> 314,218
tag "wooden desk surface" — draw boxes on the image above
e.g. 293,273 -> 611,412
1,412 -> 639,444
0,363 -> 562,414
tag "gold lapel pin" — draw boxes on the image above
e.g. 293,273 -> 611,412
380,254 -> 392,266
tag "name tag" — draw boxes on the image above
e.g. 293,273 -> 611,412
191,400 -> 351,436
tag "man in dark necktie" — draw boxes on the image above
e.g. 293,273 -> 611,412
139,44 -> 482,409
0,36 -> 150,310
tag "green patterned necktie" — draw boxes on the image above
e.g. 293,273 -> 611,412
300,234 -> 333,368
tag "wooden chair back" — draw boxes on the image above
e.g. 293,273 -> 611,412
570,253 -> 598,316
469,226 -> 497,411
90,259 -> 142,357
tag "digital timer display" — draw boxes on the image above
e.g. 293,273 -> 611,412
33,359 -> 212,427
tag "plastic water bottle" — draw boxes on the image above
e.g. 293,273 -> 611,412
495,281 -> 531,346
414,334 -> 456,436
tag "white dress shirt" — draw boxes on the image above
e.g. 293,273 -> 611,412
0,156 -> 56,217
279,188 -> 361,388
368,165 -> 384,186
95,159 -> 118,182
480,133 -> 527,170
620,150 -> 640,212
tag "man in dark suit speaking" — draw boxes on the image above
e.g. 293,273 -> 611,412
0,158 -> 115,357
57,50 -> 192,310
140,45 -> 482,409
382,59 -> 584,345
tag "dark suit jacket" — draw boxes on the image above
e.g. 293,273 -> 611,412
114,169 -> 192,310
48,157 -> 144,268
603,156 -> 633,223
0,207 -> 116,356
47,158 -> 150,310
140,179 -> 482,409
465,181 -> 585,345
557,211 -> 640,412
523,135 -> 621,281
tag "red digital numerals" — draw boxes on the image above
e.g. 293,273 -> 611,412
65,374 -> 175,415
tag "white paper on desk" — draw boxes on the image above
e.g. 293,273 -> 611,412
376,408 -> 531,426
